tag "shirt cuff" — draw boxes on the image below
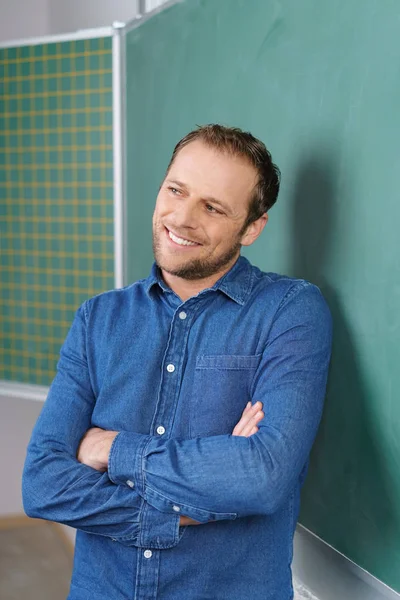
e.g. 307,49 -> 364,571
139,502 -> 184,549
108,430 -> 150,496
108,431 -> 237,524
108,431 -> 184,549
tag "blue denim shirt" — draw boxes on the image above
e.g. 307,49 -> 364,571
23,256 -> 332,600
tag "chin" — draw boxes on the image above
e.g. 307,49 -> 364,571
159,258 -> 190,275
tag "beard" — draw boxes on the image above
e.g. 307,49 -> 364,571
152,226 -> 243,281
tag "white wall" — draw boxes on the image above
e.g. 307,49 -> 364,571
0,0 -> 140,43
146,0 -> 169,11
0,0 -> 176,45
0,0 -> 49,43
47,0 -> 139,36
0,392 -> 76,547
0,395 -> 43,515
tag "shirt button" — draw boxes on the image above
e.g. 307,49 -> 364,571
126,480 -> 135,488
178,311 -> 187,320
156,425 -> 165,435
166,364 -> 175,373
144,550 -> 152,559
172,505 -> 181,512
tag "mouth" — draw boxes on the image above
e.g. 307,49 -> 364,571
164,226 -> 202,248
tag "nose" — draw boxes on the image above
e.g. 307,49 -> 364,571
172,197 -> 199,230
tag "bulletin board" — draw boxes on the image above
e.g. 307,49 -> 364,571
0,36 -> 115,386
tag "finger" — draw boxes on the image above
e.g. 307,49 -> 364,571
232,403 -> 259,436
180,516 -> 203,526
238,402 -> 252,422
238,410 -> 264,437
249,426 -> 259,436
232,404 -> 263,436
233,402 -> 262,435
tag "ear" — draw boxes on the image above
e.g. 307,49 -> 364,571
240,213 -> 268,247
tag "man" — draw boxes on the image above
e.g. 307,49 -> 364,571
23,124 -> 332,600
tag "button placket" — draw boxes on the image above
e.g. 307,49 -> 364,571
135,545 -> 161,600
150,300 -> 198,442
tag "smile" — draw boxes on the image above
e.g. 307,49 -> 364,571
166,228 -> 201,247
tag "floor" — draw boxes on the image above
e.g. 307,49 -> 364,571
0,517 -> 73,600
0,515 -> 316,600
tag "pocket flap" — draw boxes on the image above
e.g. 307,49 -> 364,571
196,354 -> 262,370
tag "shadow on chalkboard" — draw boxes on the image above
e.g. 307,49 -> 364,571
289,153 -> 396,571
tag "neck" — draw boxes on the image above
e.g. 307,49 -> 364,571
161,256 -> 240,302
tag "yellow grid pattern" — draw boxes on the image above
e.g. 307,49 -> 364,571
0,37 -> 114,386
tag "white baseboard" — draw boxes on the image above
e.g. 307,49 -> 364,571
0,380 -> 48,402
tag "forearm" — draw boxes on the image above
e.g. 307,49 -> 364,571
23,444 -> 141,537
108,416 -> 320,522
22,302 -> 181,549
22,438 -> 181,548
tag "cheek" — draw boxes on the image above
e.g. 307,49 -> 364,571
153,202 -> 166,225
155,194 -> 176,218
210,222 -> 239,247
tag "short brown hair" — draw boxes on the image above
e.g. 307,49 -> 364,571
166,124 -> 280,228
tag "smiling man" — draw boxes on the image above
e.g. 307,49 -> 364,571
23,125 -> 332,600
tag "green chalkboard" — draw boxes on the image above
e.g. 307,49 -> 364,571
124,0 -> 400,590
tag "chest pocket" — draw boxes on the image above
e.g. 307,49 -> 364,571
189,354 -> 262,438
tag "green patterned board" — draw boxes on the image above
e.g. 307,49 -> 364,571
0,36 -> 114,386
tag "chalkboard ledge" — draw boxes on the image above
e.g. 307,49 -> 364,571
293,525 -> 400,600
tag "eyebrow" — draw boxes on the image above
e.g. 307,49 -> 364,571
165,179 -> 232,214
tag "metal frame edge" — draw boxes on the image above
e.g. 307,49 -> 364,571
112,24 -> 125,288
0,27 -> 115,50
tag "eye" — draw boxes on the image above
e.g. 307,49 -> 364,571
168,186 -> 180,195
205,204 -> 221,214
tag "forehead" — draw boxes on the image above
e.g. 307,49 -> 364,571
168,140 -> 257,206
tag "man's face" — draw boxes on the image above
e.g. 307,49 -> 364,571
152,140 -> 259,280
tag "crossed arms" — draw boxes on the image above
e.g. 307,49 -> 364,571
76,401 -> 265,527
22,283 -> 332,549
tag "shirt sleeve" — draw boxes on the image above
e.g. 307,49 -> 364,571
108,283 -> 333,522
22,301 -> 181,549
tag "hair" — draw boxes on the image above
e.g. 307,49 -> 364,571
166,124 -> 281,228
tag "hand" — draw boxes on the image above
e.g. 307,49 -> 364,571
77,427 -> 119,472
179,516 -> 204,526
179,402 -> 264,527
232,401 -> 264,437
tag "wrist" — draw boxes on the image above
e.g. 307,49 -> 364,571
101,431 -> 119,470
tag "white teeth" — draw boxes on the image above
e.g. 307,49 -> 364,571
168,230 -> 198,246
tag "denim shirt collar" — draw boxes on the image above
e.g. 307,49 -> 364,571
144,255 -> 253,306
